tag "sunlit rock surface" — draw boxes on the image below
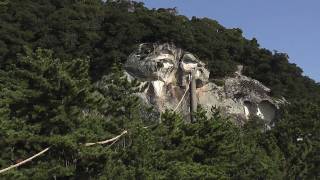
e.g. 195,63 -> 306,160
125,43 -> 284,126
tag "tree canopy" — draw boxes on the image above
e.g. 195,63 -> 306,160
0,0 -> 319,179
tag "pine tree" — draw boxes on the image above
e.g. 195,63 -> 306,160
0,49 -> 142,179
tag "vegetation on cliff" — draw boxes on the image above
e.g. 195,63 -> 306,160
0,0 -> 319,179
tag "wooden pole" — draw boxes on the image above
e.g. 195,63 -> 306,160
190,69 -> 197,122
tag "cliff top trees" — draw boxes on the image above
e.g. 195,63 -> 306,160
0,0 -> 319,179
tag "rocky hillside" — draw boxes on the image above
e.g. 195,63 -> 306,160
0,0 -> 319,179
125,43 -> 285,127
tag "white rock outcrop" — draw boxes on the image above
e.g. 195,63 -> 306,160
125,43 -> 284,126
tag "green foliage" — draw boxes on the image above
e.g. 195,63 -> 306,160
211,79 -> 225,86
273,102 -> 320,179
0,48 -> 318,179
0,0 -> 319,179
2,0 -> 319,101
0,48 -> 142,179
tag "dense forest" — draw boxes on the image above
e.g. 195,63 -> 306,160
0,0 -> 319,179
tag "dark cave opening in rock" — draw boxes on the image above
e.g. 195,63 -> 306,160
258,100 -> 276,123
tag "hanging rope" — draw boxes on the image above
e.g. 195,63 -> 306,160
174,75 -> 191,112
0,130 -> 128,174
0,147 -> 50,174
155,64 -> 164,122
84,130 -> 128,147
0,75 -> 192,174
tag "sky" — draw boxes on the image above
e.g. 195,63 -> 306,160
138,0 -> 320,82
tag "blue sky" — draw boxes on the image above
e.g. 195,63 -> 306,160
138,0 -> 320,82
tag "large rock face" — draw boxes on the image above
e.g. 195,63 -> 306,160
125,43 -> 283,126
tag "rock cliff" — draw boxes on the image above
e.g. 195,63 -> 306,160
125,43 -> 284,126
